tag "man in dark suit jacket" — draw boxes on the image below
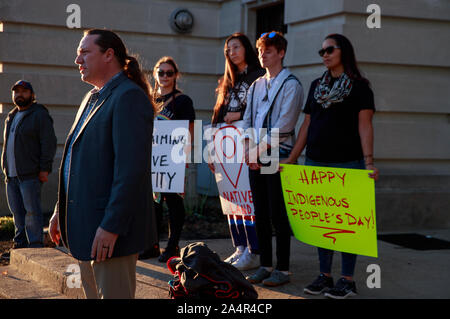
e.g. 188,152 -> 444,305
49,29 -> 155,299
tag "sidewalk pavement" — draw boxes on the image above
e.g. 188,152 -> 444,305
1,228 -> 449,299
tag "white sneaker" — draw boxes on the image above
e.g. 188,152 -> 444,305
232,248 -> 260,271
224,246 -> 244,264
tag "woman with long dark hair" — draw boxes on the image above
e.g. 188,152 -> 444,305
284,33 -> 379,298
150,56 -> 195,263
210,32 -> 265,270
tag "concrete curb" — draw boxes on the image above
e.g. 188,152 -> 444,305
8,248 -> 171,299
10,248 -> 84,298
5,241 -> 303,299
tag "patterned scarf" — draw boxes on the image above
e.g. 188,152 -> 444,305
314,71 -> 353,108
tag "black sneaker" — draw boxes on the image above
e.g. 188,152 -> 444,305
28,242 -> 44,248
304,273 -> 334,295
324,277 -> 357,299
0,252 -> 10,261
138,243 -> 161,260
158,246 -> 180,263
12,242 -> 27,249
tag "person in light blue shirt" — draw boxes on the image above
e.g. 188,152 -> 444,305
243,31 -> 304,287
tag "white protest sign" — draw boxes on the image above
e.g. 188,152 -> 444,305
210,121 -> 255,216
152,120 -> 189,193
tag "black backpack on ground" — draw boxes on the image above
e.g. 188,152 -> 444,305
167,242 -> 258,299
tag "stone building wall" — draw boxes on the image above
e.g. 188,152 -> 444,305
0,0 -> 449,230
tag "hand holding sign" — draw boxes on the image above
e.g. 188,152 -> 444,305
366,163 -> 379,180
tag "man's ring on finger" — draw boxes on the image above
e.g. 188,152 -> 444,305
102,246 -> 109,249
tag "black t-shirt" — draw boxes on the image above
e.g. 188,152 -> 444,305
303,77 -> 375,163
156,89 -> 195,122
214,66 -> 265,124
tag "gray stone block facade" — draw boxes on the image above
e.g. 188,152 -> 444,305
0,0 -> 448,230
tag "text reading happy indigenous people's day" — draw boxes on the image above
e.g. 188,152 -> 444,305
280,164 -> 378,257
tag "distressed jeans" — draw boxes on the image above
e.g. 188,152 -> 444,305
6,177 -> 43,247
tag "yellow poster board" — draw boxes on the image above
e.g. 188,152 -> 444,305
280,164 -> 378,258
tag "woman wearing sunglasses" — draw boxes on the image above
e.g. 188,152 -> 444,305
210,32 -> 265,271
149,56 -> 195,263
283,34 -> 379,298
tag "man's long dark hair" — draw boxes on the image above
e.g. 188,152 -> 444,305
85,29 -> 156,113
325,33 -> 370,85
212,32 -> 260,124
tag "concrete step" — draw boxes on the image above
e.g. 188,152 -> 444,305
9,247 -> 84,298
3,241 -> 303,299
0,266 -> 68,299
7,247 -> 170,299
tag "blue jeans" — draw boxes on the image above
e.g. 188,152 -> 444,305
304,157 -> 365,277
6,177 -> 44,247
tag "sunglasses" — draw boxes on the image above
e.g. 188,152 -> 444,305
157,70 -> 175,78
260,31 -> 277,39
318,45 -> 340,57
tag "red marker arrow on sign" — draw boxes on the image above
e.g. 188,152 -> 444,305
311,225 -> 356,244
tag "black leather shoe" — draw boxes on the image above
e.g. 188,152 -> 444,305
158,246 -> 180,263
138,243 -> 161,260
12,242 -> 28,249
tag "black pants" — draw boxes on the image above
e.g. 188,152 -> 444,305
249,168 -> 292,271
155,193 -> 186,250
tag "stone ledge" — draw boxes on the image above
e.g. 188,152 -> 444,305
6,240 -> 304,299
10,247 -> 84,298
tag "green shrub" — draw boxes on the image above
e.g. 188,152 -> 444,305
0,216 -> 14,240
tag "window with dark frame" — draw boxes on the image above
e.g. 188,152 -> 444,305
255,2 -> 287,41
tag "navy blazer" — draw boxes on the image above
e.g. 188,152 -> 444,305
57,73 -> 154,261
